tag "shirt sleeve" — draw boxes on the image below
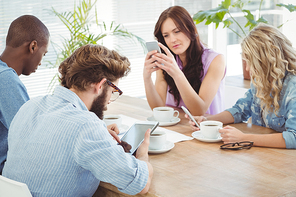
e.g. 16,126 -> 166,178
282,96 -> 296,149
73,120 -> 149,195
225,88 -> 254,123
0,70 -> 29,129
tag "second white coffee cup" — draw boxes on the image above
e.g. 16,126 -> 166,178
200,121 -> 223,139
103,114 -> 122,128
149,130 -> 167,150
153,107 -> 179,122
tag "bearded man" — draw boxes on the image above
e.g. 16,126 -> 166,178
2,44 -> 153,196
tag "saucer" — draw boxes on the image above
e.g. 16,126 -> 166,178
118,124 -> 130,134
192,131 -> 222,143
148,141 -> 175,154
147,116 -> 181,126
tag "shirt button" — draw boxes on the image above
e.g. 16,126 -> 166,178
278,123 -> 280,125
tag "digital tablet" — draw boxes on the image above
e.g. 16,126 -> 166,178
120,121 -> 159,155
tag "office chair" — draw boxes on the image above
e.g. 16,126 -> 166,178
0,175 -> 32,197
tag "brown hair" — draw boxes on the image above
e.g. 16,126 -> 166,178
154,6 -> 204,105
59,44 -> 131,90
6,15 -> 49,48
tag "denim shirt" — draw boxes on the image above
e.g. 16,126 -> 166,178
226,73 -> 296,149
0,60 -> 29,172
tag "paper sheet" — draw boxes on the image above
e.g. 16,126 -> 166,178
118,114 -> 193,143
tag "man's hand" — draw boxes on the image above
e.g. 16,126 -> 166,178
107,123 -> 121,143
135,129 -> 150,161
135,129 -> 153,194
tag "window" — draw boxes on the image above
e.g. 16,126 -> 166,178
0,0 -> 212,98
1,0 -> 294,98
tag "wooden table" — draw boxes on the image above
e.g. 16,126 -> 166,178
94,96 -> 296,197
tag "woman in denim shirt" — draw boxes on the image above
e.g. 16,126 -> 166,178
187,23 -> 296,149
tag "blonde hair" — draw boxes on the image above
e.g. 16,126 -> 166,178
241,23 -> 296,115
59,44 -> 130,91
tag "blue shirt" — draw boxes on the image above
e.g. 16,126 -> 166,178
0,60 -> 29,172
2,86 -> 148,196
226,73 -> 296,149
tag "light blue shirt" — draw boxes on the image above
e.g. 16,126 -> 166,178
3,86 -> 148,196
0,60 -> 29,172
226,73 -> 296,149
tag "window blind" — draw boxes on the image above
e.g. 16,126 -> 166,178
0,0 -> 291,99
0,0 -> 75,98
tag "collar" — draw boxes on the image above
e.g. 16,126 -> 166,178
53,86 -> 89,111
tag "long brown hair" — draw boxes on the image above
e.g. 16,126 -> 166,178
154,6 -> 204,105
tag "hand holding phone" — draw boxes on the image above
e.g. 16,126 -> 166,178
146,40 -> 161,53
181,106 -> 201,129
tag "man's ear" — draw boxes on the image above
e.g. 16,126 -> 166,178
94,78 -> 107,94
29,40 -> 38,54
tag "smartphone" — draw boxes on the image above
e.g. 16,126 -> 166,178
120,121 -> 159,154
146,41 -> 161,53
181,106 -> 201,129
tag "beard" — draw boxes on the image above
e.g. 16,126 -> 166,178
89,86 -> 108,120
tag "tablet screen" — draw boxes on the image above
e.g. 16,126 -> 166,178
121,122 -> 158,154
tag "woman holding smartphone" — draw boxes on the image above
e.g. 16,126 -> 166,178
187,23 -> 296,149
143,6 -> 226,116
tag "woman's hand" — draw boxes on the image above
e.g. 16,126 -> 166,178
143,50 -> 161,81
185,114 -> 207,131
219,125 -> 246,144
152,43 -> 183,79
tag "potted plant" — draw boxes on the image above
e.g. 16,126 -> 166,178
193,0 -> 296,80
48,0 -> 145,90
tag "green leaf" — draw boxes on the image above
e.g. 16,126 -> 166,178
277,3 -> 296,12
257,16 -> 268,24
193,6 -> 228,24
232,0 -> 250,10
48,0 -> 146,92
221,0 -> 231,9
243,9 -> 257,30
223,19 -> 233,28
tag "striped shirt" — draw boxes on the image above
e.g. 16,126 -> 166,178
2,86 -> 148,196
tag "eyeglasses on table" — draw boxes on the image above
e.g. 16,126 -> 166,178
220,141 -> 254,150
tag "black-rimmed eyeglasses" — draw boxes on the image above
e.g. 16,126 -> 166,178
106,80 -> 123,102
220,141 -> 254,150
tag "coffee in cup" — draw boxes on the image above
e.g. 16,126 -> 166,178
149,130 -> 167,150
153,107 -> 179,122
200,121 -> 223,139
103,114 -> 122,128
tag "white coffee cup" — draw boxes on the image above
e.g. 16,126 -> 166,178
149,130 -> 167,150
200,121 -> 223,139
153,107 -> 179,122
103,114 -> 122,128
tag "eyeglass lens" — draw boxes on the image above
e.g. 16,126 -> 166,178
110,91 -> 120,101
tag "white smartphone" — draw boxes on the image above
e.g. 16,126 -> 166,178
146,40 -> 161,53
181,106 -> 201,129
120,121 -> 159,154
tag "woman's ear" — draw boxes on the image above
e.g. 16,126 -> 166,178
29,40 -> 38,54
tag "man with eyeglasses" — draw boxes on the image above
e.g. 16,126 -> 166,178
2,44 -> 153,196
